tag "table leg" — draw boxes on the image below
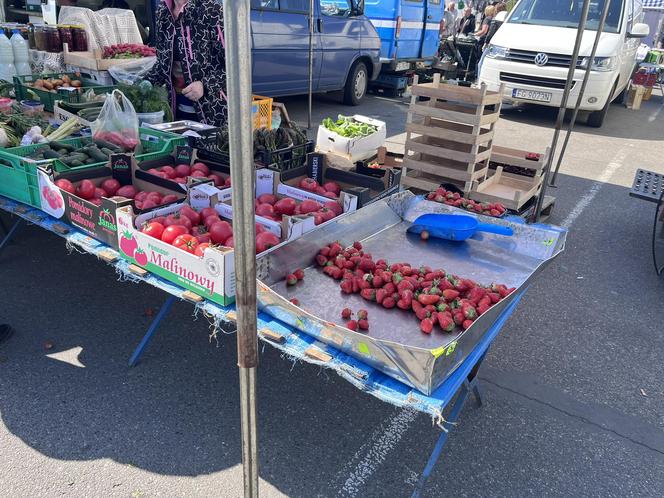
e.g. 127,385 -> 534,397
128,295 -> 177,367
0,218 -> 24,255
411,384 -> 471,498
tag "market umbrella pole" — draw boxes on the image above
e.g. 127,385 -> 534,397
549,0 -> 610,187
533,0 -> 591,222
222,0 -> 260,496
308,0 -> 314,129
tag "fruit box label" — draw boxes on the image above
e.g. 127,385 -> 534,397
110,153 -> 133,185
37,169 -> 130,249
117,206 -> 235,305
175,145 -> 194,165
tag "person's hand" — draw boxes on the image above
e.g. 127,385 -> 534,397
182,81 -> 204,101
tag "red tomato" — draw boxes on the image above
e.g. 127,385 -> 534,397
179,205 -> 201,225
117,185 -> 138,199
255,231 -> 280,254
255,204 -> 275,217
141,199 -> 158,210
224,236 -> 234,248
191,170 -> 207,178
204,214 -> 222,229
164,213 -> 193,230
258,194 -> 277,205
146,192 -> 163,204
224,177 -> 232,187
209,221 -> 233,244
209,173 -> 224,187
194,242 -> 210,257
174,177 -> 187,184
147,168 -> 161,176
274,197 -> 296,216
173,234 -> 199,253
161,224 -> 188,244
161,194 -> 179,204
192,225 -> 211,244
76,179 -> 96,200
55,178 -> 76,194
200,207 -> 218,220
191,162 -> 210,175
151,216 -> 167,225
90,198 -> 102,206
141,221 -> 164,239
160,166 -> 176,179
134,190 -> 148,202
94,187 -> 106,199
174,164 -> 191,177
100,178 -> 120,196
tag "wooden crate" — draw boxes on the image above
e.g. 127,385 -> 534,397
401,74 -> 504,193
470,167 -> 543,210
63,43 -> 152,71
489,145 -> 550,178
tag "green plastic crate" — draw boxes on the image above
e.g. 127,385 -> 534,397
13,72 -> 116,113
0,128 -> 184,208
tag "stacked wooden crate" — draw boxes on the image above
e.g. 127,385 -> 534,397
470,145 -> 549,211
401,75 -> 504,193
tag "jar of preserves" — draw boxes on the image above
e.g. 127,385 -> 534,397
28,25 -> 36,49
45,26 -> 62,53
58,25 -> 73,51
71,26 -> 88,52
33,24 -> 47,52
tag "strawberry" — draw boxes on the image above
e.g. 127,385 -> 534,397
286,274 -> 298,286
398,289 -> 413,304
360,288 -> 376,301
488,292 -> 500,304
293,268 -> 305,280
417,294 -> 440,305
319,246 -> 330,257
289,298 -> 300,306
420,318 -> 434,334
453,311 -> 465,326
347,320 -> 358,331
334,256 -> 346,269
353,241 -> 362,250
376,288 -> 388,304
358,259 -> 376,272
383,282 -> 396,294
442,289 -> 460,301
341,308 -> 352,319
478,302 -> 490,315
340,279 -> 353,294
328,242 -> 342,258
382,297 -> 396,309
358,278 -> 371,290
415,307 -> 430,320
462,304 -> 477,320
397,299 -> 411,310
344,260 -> 355,269
437,314 -> 456,332
357,309 -> 368,320
490,209 -> 500,217
397,279 -> 415,293
372,275 -> 384,288
316,255 -> 328,266
358,319 -> 369,330
462,319 -> 474,330
436,302 -> 449,313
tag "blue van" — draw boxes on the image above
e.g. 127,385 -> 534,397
250,0 -> 382,104
365,0 -> 443,71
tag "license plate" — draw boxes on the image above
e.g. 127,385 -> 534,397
395,61 -> 411,72
512,88 -> 552,103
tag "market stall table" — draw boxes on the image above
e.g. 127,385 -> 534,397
0,193 -> 528,496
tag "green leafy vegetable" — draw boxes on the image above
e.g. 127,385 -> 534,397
321,115 -> 377,138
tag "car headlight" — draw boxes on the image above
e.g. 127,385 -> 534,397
486,45 -> 509,59
579,56 -> 617,72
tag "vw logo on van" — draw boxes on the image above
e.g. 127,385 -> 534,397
534,53 -> 549,66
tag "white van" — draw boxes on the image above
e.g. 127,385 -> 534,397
479,0 -> 650,127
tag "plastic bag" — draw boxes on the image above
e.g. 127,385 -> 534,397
91,89 -> 140,152
107,57 -> 156,85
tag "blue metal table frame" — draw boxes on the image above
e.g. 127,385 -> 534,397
0,195 -> 524,495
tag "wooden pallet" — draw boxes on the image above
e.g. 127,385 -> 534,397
402,74 -> 504,193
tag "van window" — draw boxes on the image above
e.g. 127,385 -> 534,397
250,0 -> 307,12
320,0 -> 352,16
508,0 -> 625,34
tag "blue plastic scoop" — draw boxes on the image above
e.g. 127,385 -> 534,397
407,213 -> 514,241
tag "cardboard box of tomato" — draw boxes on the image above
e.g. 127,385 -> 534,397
254,168 -> 357,239
37,157 -> 187,249
116,183 -> 283,306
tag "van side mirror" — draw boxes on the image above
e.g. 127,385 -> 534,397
627,23 -> 649,39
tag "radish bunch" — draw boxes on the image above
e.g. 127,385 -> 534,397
102,44 -> 156,59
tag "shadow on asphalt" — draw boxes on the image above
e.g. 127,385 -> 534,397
1,170 -> 664,496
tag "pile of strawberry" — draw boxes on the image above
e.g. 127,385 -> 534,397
426,187 -> 506,218
316,240 -> 515,334
102,44 -> 156,59
139,205 -> 280,255
146,162 -> 231,188
54,177 -> 180,208
255,193 -> 342,225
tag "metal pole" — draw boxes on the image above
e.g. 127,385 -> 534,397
307,0 -> 315,129
533,0 -> 591,222
222,0 -> 259,496
549,0 -> 610,187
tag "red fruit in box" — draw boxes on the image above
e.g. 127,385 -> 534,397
438,314 -> 456,332
200,207 -> 217,220
318,207 -> 336,223
161,224 -> 188,244
141,221 -> 164,239
161,166 -> 176,179
76,179 -> 96,200
191,162 -> 210,175
299,199 -> 321,214
92,187 -> 105,199
116,185 -> 137,199
346,320 -> 358,331
141,199 -> 158,210
209,221 -> 233,244
209,173 -> 225,187
286,274 -> 298,286
224,236 -> 234,248
324,201 -> 342,216
147,168 -> 161,176
204,214 -> 222,229
256,204 -> 275,217
323,191 -> 338,199
293,268 -> 305,280
174,164 -> 191,177
192,225 -> 210,244
341,308 -> 352,319
358,319 -> 369,330
191,170 -> 207,178
224,177 -> 232,187
255,231 -> 280,253
258,193 -> 277,205
316,186 -> 327,196
299,178 -> 318,192
161,194 -> 179,204
146,191 -> 162,203
274,197 -> 296,216
165,213 -> 192,230
99,178 -> 120,196
323,181 -> 341,195
420,318 -> 433,334
55,178 -> 76,194
174,177 -> 187,184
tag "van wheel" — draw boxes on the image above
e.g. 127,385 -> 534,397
343,61 -> 368,106
587,84 -> 615,128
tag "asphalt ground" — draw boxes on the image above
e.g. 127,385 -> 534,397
1,88 -> 663,497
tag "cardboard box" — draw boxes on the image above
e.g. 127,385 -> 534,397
37,158 -> 186,249
316,115 -> 386,162
53,101 -> 96,127
116,184 -> 278,306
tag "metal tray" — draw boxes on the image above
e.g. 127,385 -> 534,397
256,191 -> 566,394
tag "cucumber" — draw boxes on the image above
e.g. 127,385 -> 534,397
84,146 -> 108,162
57,148 -> 68,155
93,138 -> 121,153
100,147 -> 113,156
59,153 -> 90,166
84,158 -> 96,164
49,141 -> 76,153
42,149 -> 62,159
70,160 -> 84,167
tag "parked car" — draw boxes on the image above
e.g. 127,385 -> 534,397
250,0 -> 381,104
479,0 -> 650,127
